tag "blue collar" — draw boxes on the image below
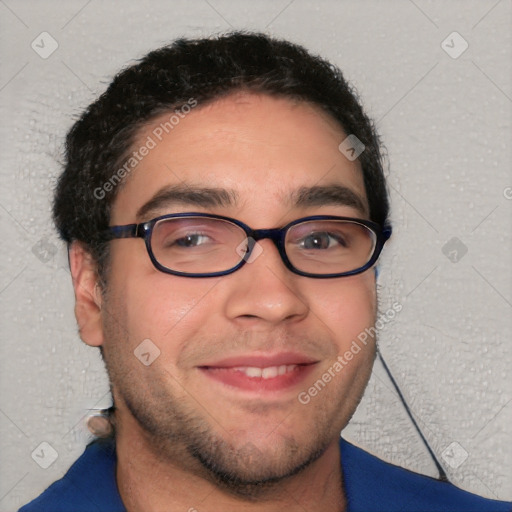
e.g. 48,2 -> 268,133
20,437 -> 511,512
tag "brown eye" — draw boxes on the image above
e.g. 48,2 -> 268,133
173,234 -> 211,248
298,232 -> 346,250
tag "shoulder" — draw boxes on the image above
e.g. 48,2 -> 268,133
18,439 -> 125,512
340,438 -> 511,512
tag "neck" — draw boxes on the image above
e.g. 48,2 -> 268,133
115,411 -> 346,512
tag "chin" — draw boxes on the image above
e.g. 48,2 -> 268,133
187,434 -> 327,499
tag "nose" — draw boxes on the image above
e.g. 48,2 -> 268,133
223,239 -> 309,327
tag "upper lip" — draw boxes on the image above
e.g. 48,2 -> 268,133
199,352 -> 319,368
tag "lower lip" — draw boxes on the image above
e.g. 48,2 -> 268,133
198,364 -> 316,393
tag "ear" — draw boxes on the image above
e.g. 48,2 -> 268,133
69,242 -> 105,347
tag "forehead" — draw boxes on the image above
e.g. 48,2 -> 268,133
110,92 -> 368,224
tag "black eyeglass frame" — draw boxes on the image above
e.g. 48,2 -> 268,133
102,212 -> 392,279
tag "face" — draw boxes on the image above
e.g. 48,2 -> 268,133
90,93 -> 377,489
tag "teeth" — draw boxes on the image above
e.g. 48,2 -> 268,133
232,365 -> 297,379
262,367 -> 278,379
245,367 -> 262,378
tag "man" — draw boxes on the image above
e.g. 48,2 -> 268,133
20,32 -> 510,512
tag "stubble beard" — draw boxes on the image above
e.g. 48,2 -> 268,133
108,360 -> 336,499
100,298 -> 375,499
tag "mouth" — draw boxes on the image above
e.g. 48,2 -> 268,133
197,352 -> 319,393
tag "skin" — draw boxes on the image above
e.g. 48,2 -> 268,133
70,92 -> 378,511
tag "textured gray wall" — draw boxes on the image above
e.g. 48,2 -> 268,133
0,1 -> 510,510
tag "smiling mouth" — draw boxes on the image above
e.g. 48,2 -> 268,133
198,360 -> 318,393
217,364 -> 300,379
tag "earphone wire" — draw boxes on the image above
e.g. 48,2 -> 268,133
376,346 -> 449,482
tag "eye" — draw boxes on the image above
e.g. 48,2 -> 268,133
173,233 -> 211,248
299,231 -> 346,250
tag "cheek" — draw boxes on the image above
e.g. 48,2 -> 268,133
105,246 -> 219,358
310,273 -> 377,345
303,276 -> 376,414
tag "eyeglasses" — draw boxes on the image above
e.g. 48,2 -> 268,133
103,213 -> 391,278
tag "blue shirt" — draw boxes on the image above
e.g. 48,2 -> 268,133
19,438 -> 511,512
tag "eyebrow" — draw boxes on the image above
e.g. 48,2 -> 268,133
136,185 -> 238,220
136,183 -> 367,221
292,185 -> 368,216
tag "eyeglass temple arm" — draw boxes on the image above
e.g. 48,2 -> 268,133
103,224 -> 141,240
